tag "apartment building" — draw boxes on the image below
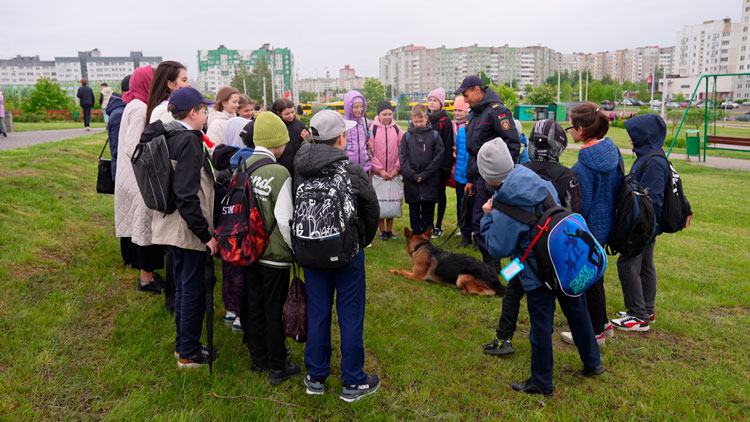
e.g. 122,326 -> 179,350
734,0 -> 750,99
0,55 -> 56,95
297,65 -> 366,101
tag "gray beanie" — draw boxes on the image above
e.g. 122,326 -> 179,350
478,138 -> 514,184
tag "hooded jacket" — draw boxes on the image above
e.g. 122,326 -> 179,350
77,85 -> 95,107
481,165 -> 559,292
369,115 -> 403,177
148,101 -> 173,125
100,86 -> 114,109
625,114 -> 670,236
293,143 -> 380,248
343,91 -> 371,172
428,109 -> 455,176
465,87 -> 521,182
105,93 -> 126,180
399,123 -> 444,203
143,120 -> 216,251
572,137 -> 623,244
277,117 -> 308,177
206,109 -> 234,145
454,125 -> 469,185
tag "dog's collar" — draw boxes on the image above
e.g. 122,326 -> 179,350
411,239 -> 431,257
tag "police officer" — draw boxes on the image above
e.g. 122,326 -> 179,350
454,75 -> 521,269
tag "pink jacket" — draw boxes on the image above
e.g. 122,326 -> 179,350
369,115 -> 403,177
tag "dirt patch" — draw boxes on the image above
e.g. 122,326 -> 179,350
0,168 -> 41,178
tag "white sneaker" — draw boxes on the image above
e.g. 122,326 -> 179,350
224,311 -> 236,324
604,322 -> 615,338
560,331 -> 605,346
611,315 -> 650,332
232,316 -> 242,331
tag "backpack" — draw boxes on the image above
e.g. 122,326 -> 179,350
639,152 -> 692,233
371,124 -> 400,139
493,193 -> 607,297
606,155 -> 656,257
282,265 -> 307,343
131,131 -> 178,213
214,158 -> 277,266
523,161 -> 580,211
292,161 -> 359,269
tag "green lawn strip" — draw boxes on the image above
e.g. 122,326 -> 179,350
0,133 -> 748,420
13,122 -> 107,132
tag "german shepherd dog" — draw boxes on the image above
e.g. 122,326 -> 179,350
389,228 -> 506,296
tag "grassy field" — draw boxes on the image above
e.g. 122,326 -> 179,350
12,122 -> 107,132
0,133 -> 748,421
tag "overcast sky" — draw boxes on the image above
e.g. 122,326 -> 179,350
2,0 -> 743,80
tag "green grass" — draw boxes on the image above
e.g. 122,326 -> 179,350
13,122 -> 107,132
1,133 -> 748,421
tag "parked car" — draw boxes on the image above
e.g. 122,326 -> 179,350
630,99 -> 643,106
601,101 -> 615,111
649,99 -> 662,107
736,114 -> 750,122
720,101 -> 740,109
665,102 -> 680,108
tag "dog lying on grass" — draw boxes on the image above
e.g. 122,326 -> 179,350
388,228 -> 506,296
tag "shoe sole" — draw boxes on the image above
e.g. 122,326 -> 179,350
483,348 -> 515,356
340,384 -> 379,402
177,362 -> 205,369
136,287 -> 162,294
613,323 -> 650,332
269,372 -> 300,385
304,379 -> 325,395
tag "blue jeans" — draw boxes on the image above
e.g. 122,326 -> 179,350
303,249 -> 367,385
526,286 -> 601,392
171,246 -> 207,359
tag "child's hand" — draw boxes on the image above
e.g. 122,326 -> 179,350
416,177 -> 422,183
206,238 -> 219,255
300,129 -> 310,139
482,198 -> 493,214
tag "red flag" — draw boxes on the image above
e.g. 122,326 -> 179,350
284,90 -> 291,98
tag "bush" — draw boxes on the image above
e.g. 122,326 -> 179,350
13,112 -> 46,123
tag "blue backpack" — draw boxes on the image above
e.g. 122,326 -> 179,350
493,193 -> 607,297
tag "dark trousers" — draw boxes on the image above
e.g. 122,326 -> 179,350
436,180 -> 447,229
616,239 -> 657,321
171,246 -> 207,359
495,275 -> 525,340
585,276 -> 608,335
222,260 -> 245,314
408,201 -> 436,236
455,182 -> 474,239
122,239 -> 164,272
527,286 -> 601,392
304,249 -> 367,385
82,106 -> 91,127
471,178 -> 493,254
164,249 -> 175,312
241,264 -> 290,370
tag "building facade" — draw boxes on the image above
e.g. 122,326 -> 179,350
734,0 -> 750,99
0,55 -> 56,96
297,65 -> 366,102
557,46 -> 669,84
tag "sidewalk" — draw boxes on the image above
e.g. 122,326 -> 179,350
0,128 -> 105,152
566,143 -> 750,172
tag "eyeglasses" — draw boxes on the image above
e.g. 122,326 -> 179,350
565,126 -> 575,132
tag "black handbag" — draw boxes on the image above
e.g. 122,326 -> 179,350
97,138 -> 115,194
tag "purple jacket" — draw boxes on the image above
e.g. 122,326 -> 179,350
344,90 -> 371,172
0,91 -> 5,117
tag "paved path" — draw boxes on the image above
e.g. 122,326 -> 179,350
566,143 -> 750,172
0,128 -> 105,152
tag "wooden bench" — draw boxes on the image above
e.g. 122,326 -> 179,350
46,109 -> 72,120
706,135 -> 750,152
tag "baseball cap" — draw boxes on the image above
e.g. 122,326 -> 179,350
454,75 -> 483,95
310,110 -> 357,141
168,87 -> 214,114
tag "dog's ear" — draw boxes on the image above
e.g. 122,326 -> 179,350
424,227 -> 432,238
404,227 -> 412,238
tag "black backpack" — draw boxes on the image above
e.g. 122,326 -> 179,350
371,124 -> 400,139
606,154 -> 656,257
523,161 -> 580,212
131,128 -> 180,213
292,161 -> 359,269
639,151 -> 692,233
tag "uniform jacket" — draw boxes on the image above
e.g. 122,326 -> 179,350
399,123 -> 444,203
572,137 -> 623,245
369,115 -> 403,177
625,114 -> 670,236
428,109 -> 455,176
293,143 -> 380,248
145,120 -> 216,251
481,165 -> 559,292
465,88 -> 521,182
343,91 -> 371,172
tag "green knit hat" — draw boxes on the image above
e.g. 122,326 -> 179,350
253,112 -> 290,148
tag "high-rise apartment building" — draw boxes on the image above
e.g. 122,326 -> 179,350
734,0 -> 750,99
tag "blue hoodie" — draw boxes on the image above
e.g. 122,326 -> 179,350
625,114 -> 670,236
481,165 -> 559,292
230,147 -> 255,171
572,138 -> 623,245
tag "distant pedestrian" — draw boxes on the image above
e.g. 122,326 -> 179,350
206,87 -> 240,145
426,87 -> 454,239
0,88 -> 7,137
77,78 -> 95,130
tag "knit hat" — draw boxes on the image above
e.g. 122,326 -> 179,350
377,100 -> 393,114
453,95 -> 469,112
529,119 -> 568,162
478,138 -> 514,184
310,102 -> 329,117
253,112 -> 290,148
428,88 -> 446,107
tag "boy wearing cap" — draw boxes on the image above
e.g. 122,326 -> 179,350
478,138 -> 603,396
293,110 -> 380,402
144,87 -> 218,368
238,112 -> 299,385
427,88 -> 454,239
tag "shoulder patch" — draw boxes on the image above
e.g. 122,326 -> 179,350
500,118 -> 512,131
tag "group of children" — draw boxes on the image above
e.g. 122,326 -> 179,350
109,65 -> 671,399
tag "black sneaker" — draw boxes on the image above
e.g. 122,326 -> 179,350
378,231 -> 388,241
304,374 -> 325,395
511,379 -> 553,396
388,231 -> 398,240
251,363 -> 268,374
456,236 -> 472,249
582,364 -> 606,377
340,374 -> 380,402
268,361 -> 301,385
483,338 -> 515,356
431,228 -> 443,239
137,278 -> 163,294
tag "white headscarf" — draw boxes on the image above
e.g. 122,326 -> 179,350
222,117 -> 251,148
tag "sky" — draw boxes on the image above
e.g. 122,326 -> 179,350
2,0 -> 743,80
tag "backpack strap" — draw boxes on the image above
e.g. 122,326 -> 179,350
637,150 -> 667,180
372,125 -> 378,139
394,125 -> 400,135
492,200 -> 538,226
244,157 -> 276,174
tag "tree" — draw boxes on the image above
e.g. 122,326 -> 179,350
299,91 -> 316,103
22,78 -> 73,113
488,83 -> 519,112
230,56 -> 273,106
361,78 -> 387,110
526,84 -> 556,105
673,92 -> 687,102
230,63 -> 252,96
